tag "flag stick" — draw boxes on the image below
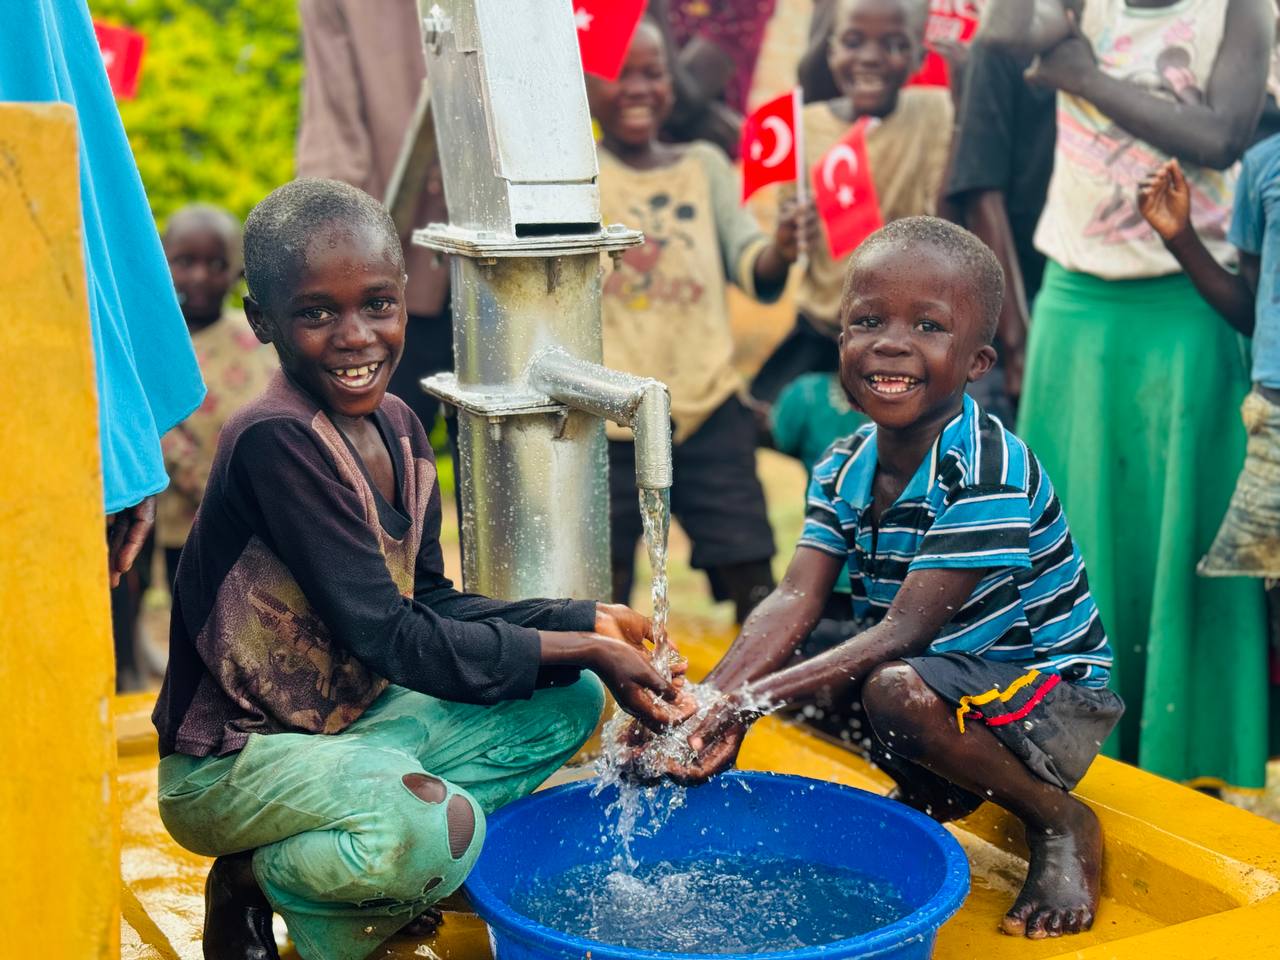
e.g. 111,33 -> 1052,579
792,85 -> 808,270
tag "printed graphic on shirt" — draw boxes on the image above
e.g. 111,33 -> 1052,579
193,417 -> 436,740
605,191 -> 707,311
1057,15 -> 1233,246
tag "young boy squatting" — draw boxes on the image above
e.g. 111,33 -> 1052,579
659,218 -> 1123,939
152,179 -> 691,960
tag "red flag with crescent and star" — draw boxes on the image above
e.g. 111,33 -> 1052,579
574,0 -> 647,81
740,90 -> 800,203
812,118 -> 883,259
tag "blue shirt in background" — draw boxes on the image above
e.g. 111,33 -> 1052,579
1,0 -> 205,512
1229,133 -> 1280,390
799,396 -> 1112,688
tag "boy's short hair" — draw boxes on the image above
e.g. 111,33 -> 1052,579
836,0 -> 930,37
841,216 -> 1005,344
243,178 -> 404,313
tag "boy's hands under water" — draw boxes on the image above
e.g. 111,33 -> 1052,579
540,626 -> 696,730
615,686 -> 758,787
665,689 -> 756,785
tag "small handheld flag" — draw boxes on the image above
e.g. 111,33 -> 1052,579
740,89 -> 802,203
811,118 -> 884,259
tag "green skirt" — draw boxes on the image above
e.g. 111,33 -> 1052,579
1018,262 -> 1269,788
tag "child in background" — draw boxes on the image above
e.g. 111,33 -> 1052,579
158,205 -> 276,586
667,218 -> 1122,940
585,19 -> 804,622
751,0 -> 953,409
153,179 -> 690,960
1139,156 -> 1280,580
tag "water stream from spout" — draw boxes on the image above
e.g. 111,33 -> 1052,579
593,485 -> 775,871
639,487 -> 673,679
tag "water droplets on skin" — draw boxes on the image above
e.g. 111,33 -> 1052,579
515,855 -> 908,954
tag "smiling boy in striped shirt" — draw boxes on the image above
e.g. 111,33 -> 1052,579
668,217 -> 1123,941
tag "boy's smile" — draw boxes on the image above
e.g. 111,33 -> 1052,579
828,0 -> 926,118
586,21 -> 673,153
839,244 -> 995,433
247,224 -> 406,420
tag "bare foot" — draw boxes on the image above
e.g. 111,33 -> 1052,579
203,852 -> 279,960
401,906 -> 444,938
1000,798 -> 1101,939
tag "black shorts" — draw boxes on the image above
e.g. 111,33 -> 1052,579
609,396 -> 774,570
904,653 -> 1125,791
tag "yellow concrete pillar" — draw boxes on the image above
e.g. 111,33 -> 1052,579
0,103 -> 119,959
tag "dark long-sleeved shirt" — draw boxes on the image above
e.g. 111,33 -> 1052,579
153,373 -> 595,757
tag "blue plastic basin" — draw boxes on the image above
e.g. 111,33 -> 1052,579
464,771 -> 970,960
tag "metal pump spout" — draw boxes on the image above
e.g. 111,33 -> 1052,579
527,349 -> 673,491
411,0 -> 669,602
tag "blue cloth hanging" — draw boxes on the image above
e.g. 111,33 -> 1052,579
1,0 -> 205,512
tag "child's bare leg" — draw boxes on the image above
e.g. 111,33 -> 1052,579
203,851 -> 278,960
861,662 -> 1101,940
866,736 -> 984,824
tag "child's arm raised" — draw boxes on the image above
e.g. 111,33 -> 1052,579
1026,0 -> 1273,171
672,564 -> 989,784
1138,159 -> 1257,336
699,144 -> 799,302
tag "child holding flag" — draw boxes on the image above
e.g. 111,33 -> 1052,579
749,0 -> 953,409
585,18 -> 808,621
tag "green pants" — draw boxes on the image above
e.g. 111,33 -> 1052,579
158,676 -> 605,960
1019,263 -> 1268,787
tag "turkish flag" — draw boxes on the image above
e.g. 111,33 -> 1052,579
812,118 -> 883,259
909,0 -> 981,88
93,21 -> 146,100
575,0 -> 647,81
740,90 -> 800,203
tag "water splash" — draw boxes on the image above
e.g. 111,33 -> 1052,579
515,855 -> 908,953
592,485 -> 778,871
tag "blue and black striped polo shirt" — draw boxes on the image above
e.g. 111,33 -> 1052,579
799,395 -> 1112,688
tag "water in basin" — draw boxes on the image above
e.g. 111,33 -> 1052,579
515,853 -> 909,954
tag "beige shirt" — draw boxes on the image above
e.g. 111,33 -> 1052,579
791,88 -> 954,336
157,312 -> 277,549
598,142 -> 771,443
297,0 -> 449,317
1035,0 -> 1236,279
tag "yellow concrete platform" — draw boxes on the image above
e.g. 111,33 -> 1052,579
119,625 -> 1280,959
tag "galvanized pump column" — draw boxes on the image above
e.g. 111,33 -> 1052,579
415,0 -> 672,602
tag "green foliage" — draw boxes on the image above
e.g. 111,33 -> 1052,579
90,0 -> 301,226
